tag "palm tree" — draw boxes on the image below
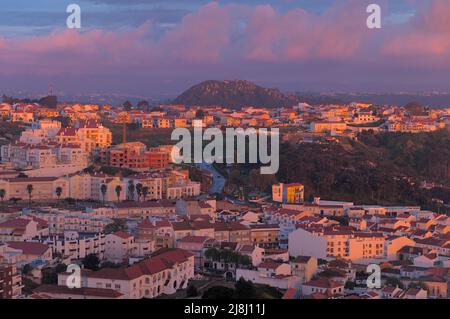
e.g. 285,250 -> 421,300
55,187 -> 63,201
204,248 -> 221,262
115,185 -> 122,203
26,184 -> 33,206
100,184 -> 107,204
142,186 -> 149,202
127,181 -> 135,201
0,189 -> 5,203
135,183 -> 143,202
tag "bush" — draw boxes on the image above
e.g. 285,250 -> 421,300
202,286 -> 235,299
186,285 -> 198,297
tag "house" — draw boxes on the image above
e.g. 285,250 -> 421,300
33,284 -> 124,299
235,244 -> 264,267
272,183 -> 304,204
5,241 -> 52,266
241,211 -> 260,224
301,278 -> 345,298
262,248 -> 289,262
235,261 -> 300,290
403,288 -> 427,299
213,222 -> 251,244
0,218 -> 43,241
37,231 -> 106,262
380,286 -> 405,299
176,236 -> 216,270
419,275 -> 448,298
291,256 -> 318,283
289,226 -> 385,262
58,248 -> 194,299
249,224 -> 279,248
0,177 -> 69,201
104,231 -> 137,263
413,253 -> 438,268
257,261 -> 291,278
384,236 -> 415,260
0,263 -> 22,299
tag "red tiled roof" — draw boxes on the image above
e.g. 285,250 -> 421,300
258,261 -> 282,270
282,288 -> 297,299
3,177 -> 59,183
179,236 -> 213,244
112,231 -> 133,239
34,284 -> 123,298
7,241 -> 50,255
303,278 -> 343,289
87,249 -> 193,280
0,218 -> 31,228
137,219 -> 155,229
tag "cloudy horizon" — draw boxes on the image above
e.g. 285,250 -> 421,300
1,0 -> 450,99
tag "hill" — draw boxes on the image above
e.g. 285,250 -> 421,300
173,80 -> 299,108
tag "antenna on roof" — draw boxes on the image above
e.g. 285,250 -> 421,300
49,83 -> 53,96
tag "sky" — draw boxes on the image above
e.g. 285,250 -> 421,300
1,0 -> 450,99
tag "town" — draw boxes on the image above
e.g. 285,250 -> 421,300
0,96 -> 448,300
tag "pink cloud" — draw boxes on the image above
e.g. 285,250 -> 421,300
383,0 -> 450,60
162,2 -> 232,63
243,1 -> 372,62
2,0 -> 450,82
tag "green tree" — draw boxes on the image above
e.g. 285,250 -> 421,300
55,186 -> 63,200
123,101 -> 133,111
0,189 -> 5,203
137,100 -> 150,110
22,264 -> 33,275
204,247 -> 221,262
238,254 -> 252,267
385,277 -> 404,289
127,181 -> 135,201
202,286 -> 234,299
41,264 -> 66,284
100,184 -> 107,204
82,254 -> 100,270
345,281 -> 356,290
136,183 -> 143,202
186,284 -> 199,298
408,281 -> 427,290
234,278 -> 256,299
104,219 -> 127,234
26,184 -> 33,206
115,185 -> 123,203
195,109 -> 205,119
142,186 -> 149,201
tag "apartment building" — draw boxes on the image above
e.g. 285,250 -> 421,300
37,231 -> 106,261
56,120 -> 112,154
0,263 -> 22,299
0,177 -> 69,201
104,231 -> 153,263
272,183 -> 305,204
289,227 -> 386,262
57,248 -> 194,299
291,256 -> 318,283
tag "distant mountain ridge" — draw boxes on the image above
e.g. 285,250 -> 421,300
173,80 -> 300,108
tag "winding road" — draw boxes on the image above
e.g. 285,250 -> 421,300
197,162 -> 226,194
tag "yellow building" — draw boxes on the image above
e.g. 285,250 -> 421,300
249,224 -> 279,248
56,120 -> 112,154
310,121 -> 347,133
272,183 -> 304,204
